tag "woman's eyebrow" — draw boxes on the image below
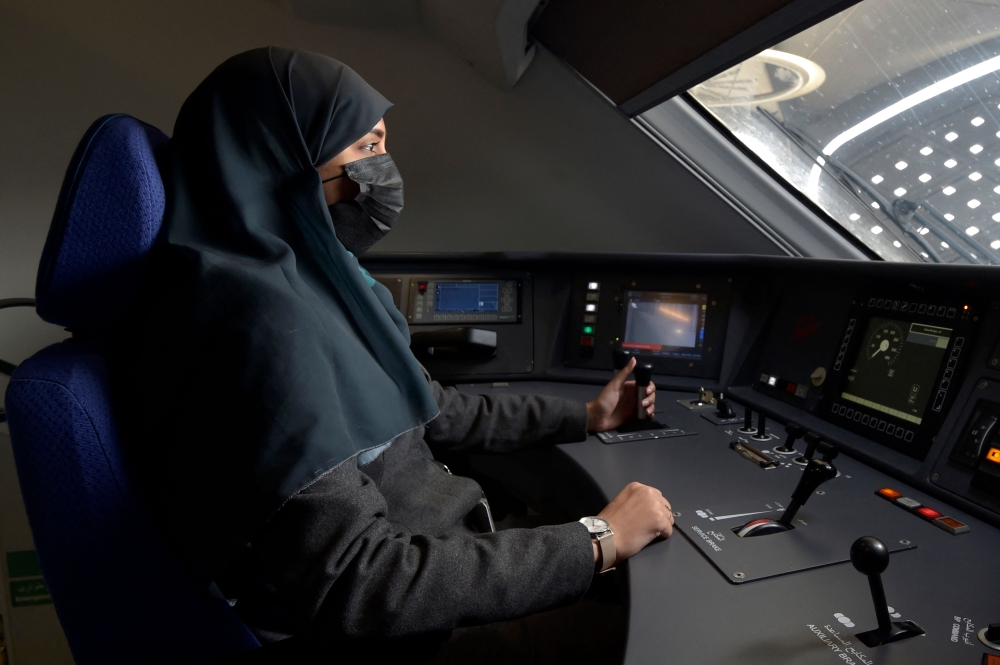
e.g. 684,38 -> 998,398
366,127 -> 385,140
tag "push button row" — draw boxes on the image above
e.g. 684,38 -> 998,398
875,487 -> 970,535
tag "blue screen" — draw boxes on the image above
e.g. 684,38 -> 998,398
435,283 -> 500,313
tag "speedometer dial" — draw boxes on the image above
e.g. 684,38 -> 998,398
864,321 -> 904,366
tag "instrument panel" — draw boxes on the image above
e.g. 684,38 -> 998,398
365,252 -> 1000,664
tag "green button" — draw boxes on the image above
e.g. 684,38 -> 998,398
582,325 -> 594,335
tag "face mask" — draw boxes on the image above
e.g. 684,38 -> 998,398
325,153 -> 403,255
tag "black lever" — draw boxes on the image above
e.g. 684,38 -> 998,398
736,457 -> 837,537
738,406 -> 755,434
793,431 -> 823,466
410,327 -> 497,359
751,412 -> 769,441
773,422 -> 806,454
850,537 -> 925,647
779,458 -> 837,527
715,392 -> 736,419
634,363 -> 653,421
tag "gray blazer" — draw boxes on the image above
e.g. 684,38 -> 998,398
217,382 -> 595,643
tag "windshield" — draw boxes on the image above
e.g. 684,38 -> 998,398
676,0 -> 1000,264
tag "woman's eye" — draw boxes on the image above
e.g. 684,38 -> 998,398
362,142 -> 379,152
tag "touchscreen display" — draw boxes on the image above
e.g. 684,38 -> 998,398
841,317 -> 952,425
434,283 -> 499,313
623,291 -> 707,359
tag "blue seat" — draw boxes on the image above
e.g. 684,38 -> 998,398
4,114 -> 261,665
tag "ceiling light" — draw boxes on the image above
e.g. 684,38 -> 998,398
993,240 -> 1000,249
921,252 -> 930,257
973,117 -> 986,126
894,187 -> 906,196
944,186 -> 956,195
919,227 -> 931,234
871,202 -> 880,209
994,212 -> 1000,221
871,226 -> 883,234
946,132 -> 959,141
967,226 -> 981,236
942,241 -> 950,248
920,146 -> 934,155
820,54 -> 1000,156
970,172 -> 983,181
969,199 -> 982,208
849,213 -> 860,220
944,214 -> 955,221
893,240 -> 902,247
971,144 -> 984,154
871,175 -> 884,184
945,159 -> 958,168
919,173 -> 932,182
895,161 -> 908,170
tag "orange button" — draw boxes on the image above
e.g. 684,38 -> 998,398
982,653 -> 1000,665
876,487 -> 902,500
986,447 -> 1000,465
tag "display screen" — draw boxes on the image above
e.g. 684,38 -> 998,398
434,283 -> 499,313
622,291 -> 708,358
841,317 -> 952,425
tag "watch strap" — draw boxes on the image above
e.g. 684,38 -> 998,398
596,529 -> 616,573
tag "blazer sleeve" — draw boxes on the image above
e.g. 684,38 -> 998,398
424,381 -> 589,454
227,462 -> 595,640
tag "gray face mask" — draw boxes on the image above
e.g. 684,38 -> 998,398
326,153 -> 403,255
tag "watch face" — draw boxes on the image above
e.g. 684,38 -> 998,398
580,516 -> 610,534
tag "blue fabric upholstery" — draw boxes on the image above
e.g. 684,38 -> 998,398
36,114 -> 168,335
6,343 -> 260,664
5,115 -> 261,664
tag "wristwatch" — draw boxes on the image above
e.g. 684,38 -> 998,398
579,516 -> 616,573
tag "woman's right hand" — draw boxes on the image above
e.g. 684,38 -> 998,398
594,482 -> 674,566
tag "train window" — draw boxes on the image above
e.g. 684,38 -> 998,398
679,0 -> 1000,265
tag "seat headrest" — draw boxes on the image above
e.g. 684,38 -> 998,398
36,114 -> 169,334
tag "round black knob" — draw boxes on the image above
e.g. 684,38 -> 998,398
850,536 -> 889,576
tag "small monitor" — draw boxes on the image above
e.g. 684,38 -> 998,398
841,317 -> 952,426
622,291 -> 708,359
434,283 -> 498,313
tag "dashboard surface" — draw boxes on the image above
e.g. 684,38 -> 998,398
365,252 -> 1000,665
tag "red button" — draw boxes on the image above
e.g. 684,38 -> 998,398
982,653 -> 1000,665
580,336 -> 594,347
915,506 -> 942,520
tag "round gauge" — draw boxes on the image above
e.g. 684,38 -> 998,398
864,322 -> 904,365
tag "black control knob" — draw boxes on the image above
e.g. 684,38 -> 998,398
850,536 -> 889,576
634,363 -> 653,421
716,393 -> 736,419
792,431 -> 823,465
984,622 -> 1000,643
849,536 -> 925,647
779,458 -> 837,527
738,406 -> 755,434
773,422 -> 806,454
752,412 -> 769,441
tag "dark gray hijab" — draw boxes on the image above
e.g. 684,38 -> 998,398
121,47 -> 439,584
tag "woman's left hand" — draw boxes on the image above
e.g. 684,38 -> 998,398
586,357 -> 656,432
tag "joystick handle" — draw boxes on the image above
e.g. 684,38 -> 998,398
752,412 -> 768,440
850,537 -> 893,635
780,458 -> 837,526
774,421 -> 805,453
792,431 -> 823,465
716,393 -> 736,419
634,363 -> 653,420
740,406 -> 754,433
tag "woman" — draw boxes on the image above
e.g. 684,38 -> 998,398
119,47 -> 674,661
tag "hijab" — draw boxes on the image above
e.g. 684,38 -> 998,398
120,47 -> 439,584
